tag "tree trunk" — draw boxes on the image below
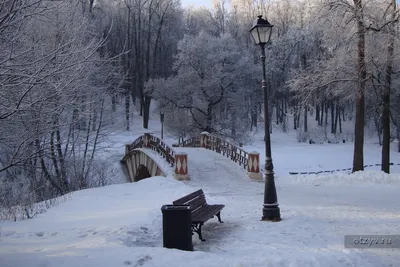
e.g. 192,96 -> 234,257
36,139 -> 63,194
92,106 -> 97,132
252,96 -> 257,128
334,104 -> 339,134
373,112 -> 382,146
81,108 -> 92,189
381,0 -> 396,174
284,96 -> 288,113
125,92 -> 130,131
50,129 -> 61,183
320,102 -> 324,126
339,106 -> 342,134
276,100 -> 280,125
304,105 -> 308,133
316,104 -> 320,123
342,106 -> 346,122
55,126 -> 68,189
352,0 -> 366,173
397,126 -> 400,152
231,109 -> 237,137
297,112 -> 300,130
325,102 -> 328,127
112,94 -> 117,112
206,104 -> 212,132
252,111 -> 257,128
143,95 -> 151,129
84,99 -> 105,180
280,98 -> 284,124
331,102 -> 334,133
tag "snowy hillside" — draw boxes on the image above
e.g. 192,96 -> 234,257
1,120 -> 400,267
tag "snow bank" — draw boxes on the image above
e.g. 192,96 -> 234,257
2,129 -> 400,267
0,245 -> 381,267
0,176 -> 194,232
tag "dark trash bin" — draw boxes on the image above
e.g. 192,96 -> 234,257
161,204 -> 193,251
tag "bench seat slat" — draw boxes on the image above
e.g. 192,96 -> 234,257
184,195 -> 206,211
173,189 -> 204,205
192,204 -> 224,217
192,205 -> 224,223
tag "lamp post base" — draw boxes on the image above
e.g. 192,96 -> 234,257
261,205 -> 281,222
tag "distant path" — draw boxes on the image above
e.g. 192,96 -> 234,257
174,147 -> 257,196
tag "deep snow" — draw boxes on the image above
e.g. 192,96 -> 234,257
1,117 -> 400,267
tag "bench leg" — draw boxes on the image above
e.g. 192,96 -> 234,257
192,223 -> 205,241
216,211 -> 224,223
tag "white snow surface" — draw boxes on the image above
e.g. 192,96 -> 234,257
1,119 -> 400,267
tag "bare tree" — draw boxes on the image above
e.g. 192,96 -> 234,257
0,0 -> 123,217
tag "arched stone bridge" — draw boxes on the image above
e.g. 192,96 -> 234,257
120,132 -> 263,182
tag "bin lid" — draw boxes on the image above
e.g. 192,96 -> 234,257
161,205 -> 190,210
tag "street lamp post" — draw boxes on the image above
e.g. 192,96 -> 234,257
250,15 -> 281,222
160,112 -> 165,139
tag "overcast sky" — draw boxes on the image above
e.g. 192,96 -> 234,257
181,0 -> 214,9
181,0 -> 400,10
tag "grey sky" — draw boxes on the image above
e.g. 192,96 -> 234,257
181,0 -> 214,9
181,0 -> 400,10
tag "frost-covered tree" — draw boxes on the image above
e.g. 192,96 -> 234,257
0,0 -> 123,219
99,0 -> 183,130
287,0 -> 399,172
149,31 -> 258,139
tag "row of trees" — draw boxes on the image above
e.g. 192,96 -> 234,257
0,0 -> 123,219
96,0 -> 182,130
1,0 -> 399,219
286,0 -> 399,172
145,0 -> 400,174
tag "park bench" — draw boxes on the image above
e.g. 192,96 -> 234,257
172,189 -> 225,241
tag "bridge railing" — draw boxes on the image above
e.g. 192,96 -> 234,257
125,133 -> 175,167
207,135 -> 248,169
182,132 -> 248,170
148,134 -> 175,167
126,135 -> 144,151
182,136 -> 200,147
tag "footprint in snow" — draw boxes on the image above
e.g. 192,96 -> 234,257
35,232 -> 45,237
136,255 -> 152,266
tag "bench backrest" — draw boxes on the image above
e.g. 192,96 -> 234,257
173,189 -> 207,212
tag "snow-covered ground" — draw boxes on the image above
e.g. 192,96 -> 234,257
1,116 -> 400,267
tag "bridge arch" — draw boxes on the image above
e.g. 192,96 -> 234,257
121,149 -> 166,182
121,132 -> 263,182
121,133 -> 189,182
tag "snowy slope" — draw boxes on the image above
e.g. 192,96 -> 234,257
1,113 -> 400,267
1,147 -> 400,267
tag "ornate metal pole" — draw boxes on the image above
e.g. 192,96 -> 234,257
160,112 -> 165,139
260,43 -> 281,222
